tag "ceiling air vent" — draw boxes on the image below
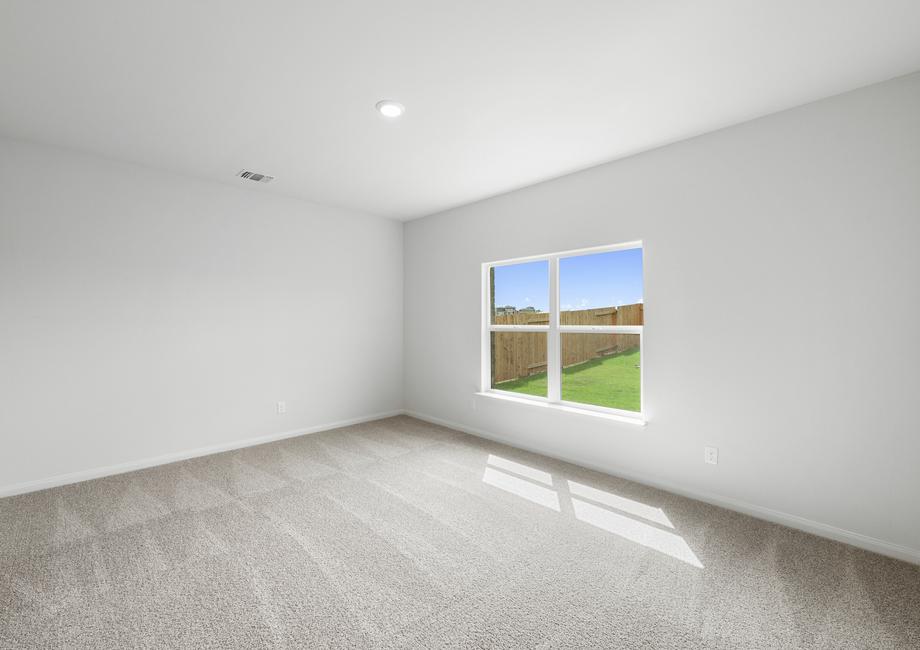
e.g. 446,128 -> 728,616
237,169 -> 275,183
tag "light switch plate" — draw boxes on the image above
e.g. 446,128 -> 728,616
704,446 -> 718,465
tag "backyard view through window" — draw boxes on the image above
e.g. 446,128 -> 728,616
486,243 -> 643,416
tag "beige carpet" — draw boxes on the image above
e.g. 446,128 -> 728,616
1,415 -> 918,648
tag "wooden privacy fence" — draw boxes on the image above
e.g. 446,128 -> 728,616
491,304 -> 642,384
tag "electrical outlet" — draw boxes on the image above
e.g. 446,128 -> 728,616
277,401 -> 286,415
704,446 -> 718,465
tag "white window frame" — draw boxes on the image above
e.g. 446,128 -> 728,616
480,241 -> 644,422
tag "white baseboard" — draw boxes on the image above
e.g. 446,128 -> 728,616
0,410 -> 404,499
405,409 -> 920,566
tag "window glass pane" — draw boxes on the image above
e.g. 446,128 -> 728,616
491,331 -> 547,397
559,248 -> 643,326
490,260 -> 549,325
560,333 -> 640,412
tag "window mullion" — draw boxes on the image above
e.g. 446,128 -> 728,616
489,325 -> 550,332
547,256 -> 561,402
557,325 -> 643,334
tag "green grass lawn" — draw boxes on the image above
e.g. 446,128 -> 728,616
495,347 -> 641,412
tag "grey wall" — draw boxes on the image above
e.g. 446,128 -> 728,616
0,137 -> 404,491
404,73 -> 920,561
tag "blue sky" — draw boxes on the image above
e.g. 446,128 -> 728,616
492,249 -> 643,311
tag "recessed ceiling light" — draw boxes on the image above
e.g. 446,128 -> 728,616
375,100 -> 405,118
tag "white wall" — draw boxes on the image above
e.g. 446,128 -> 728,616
404,73 -> 920,562
0,137 -> 403,492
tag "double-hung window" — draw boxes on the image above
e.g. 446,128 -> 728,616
482,242 -> 644,421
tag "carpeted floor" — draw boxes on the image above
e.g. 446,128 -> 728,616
1,415 -> 918,649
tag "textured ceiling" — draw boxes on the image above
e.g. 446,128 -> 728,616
2,1 -> 920,219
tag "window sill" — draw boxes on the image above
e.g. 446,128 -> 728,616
474,391 -> 647,427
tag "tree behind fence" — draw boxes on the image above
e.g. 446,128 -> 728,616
492,304 -> 643,384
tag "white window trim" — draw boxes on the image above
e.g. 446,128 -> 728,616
481,241 -> 645,423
